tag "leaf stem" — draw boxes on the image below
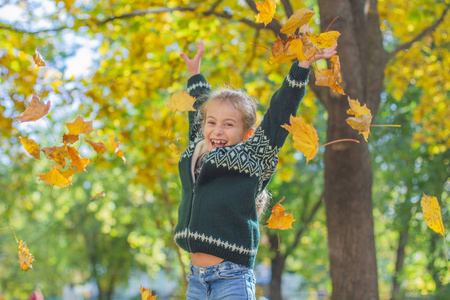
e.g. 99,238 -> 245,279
249,43 -> 271,52
0,226 -> 19,243
325,16 -> 339,32
320,139 -> 360,148
370,124 -> 401,127
277,230 -> 280,252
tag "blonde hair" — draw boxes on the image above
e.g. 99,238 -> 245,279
199,88 -> 271,217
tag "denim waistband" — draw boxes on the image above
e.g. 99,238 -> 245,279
189,261 -> 249,276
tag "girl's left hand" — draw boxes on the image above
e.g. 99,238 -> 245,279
298,43 -> 338,68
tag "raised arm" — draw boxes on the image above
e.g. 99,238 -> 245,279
180,40 -> 205,77
180,40 -> 211,142
251,43 -> 339,149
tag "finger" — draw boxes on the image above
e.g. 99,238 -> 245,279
180,53 -> 190,62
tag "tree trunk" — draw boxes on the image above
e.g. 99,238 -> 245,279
316,0 -> 386,298
391,228 -> 409,300
269,234 -> 287,300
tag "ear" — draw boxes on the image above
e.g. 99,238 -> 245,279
243,128 -> 255,141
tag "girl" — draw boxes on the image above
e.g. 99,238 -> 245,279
175,40 -> 337,299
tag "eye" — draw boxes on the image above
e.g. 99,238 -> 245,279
207,121 -> 215,125
225,123 -> 234,127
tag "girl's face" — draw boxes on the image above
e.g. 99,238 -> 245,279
203,99 -> 253,151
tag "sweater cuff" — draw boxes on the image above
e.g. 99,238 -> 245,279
187,74 -> 210,94
289,62 -> 310,81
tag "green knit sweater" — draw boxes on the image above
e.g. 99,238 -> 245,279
174,63 -> 310,268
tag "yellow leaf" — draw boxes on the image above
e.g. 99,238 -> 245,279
314,55 -> 344,95
86,138 -> 106,154
264,197 -> 295,230
281,115 -> 318,163
15,93 -> 50,122
421,194 -> 445,235
19,137 -> 40,159
65,116 -> 93,135
62,133 -> 79,144
110,134 -> 128,164
166,91 -> 196,112
33,47 -> 46,67
255,0 -> 276,26
286,39 -> 307,61
280,8 -> 315,34
306,31 -> 341,49
67,146 -> 89,172
140,285 -> 157,300
18,240 -> 35,271
42,145 -> 69,167
345,97 -> 373,142
347,96 -> 371,117
346,115 -> 372,142
38,165 -> 74,188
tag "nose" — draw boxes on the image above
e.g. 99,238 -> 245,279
214,125 -> 224,135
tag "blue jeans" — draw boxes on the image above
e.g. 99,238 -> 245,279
186,261 -> 256,300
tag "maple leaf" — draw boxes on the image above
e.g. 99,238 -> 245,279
264,197 -> 295,230
67,146 -> 90,172
421,194 -> 445,235
33,47 -> 46,67
38,165 -> 75,188
110,134 -> 128,164
86,138 -> 106,154
255,0 -> 276,26
286,39 -> 307,61
166,91 -> 196,112
140,285 -> 157,300
280,8 -> 315,34
19,137 -> 40,159
281,115 -> 319,164
268,36 -> 296,64
62,133 -> 79,144
18,240 -> 35,271
42,145 -> 69,167
314,55 -> 344,95
306,31 -> 341,49
345,97 -> 373,142
15,93 -> 50,122
66,116 -> 93,135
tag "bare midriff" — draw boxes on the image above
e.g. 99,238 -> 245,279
191,252 -> 224,267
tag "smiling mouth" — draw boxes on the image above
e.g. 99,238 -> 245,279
210,139 -> 227,148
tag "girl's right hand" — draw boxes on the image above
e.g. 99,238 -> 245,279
180,40 -> 205,77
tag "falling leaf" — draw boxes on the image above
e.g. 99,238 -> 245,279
66,116 -> 93,135
281,115 -> 319,163
314,55 -> 344,94
33,47 -> 46,67
306,31 -> 341,49
86,138 -> 106,154
67,146 -> 89,172
264,197 -> 295,230
166,91 -> 196,112
280,8 -> 315,34
345,97 -> 373,142
89,190 -> 106,202
286,39 -> 307,61
19,137 -> 40,159
268,36 -> 296,64
42,145 -> 69,167
14,93 -> 50,122
255,0 -> 276,26
62,133 -> 79,144
421,194 -> 445,235
140,285 -> 157,300
110,134 -> 128,164
38,165 -> 74,188
18,240 -> 35,271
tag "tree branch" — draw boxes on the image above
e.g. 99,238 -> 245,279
387,4 -> 449,61
286,193 -> 323,257
97,6 -> 195,24
280,0 -> 294,18
244,0 -> 259,13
